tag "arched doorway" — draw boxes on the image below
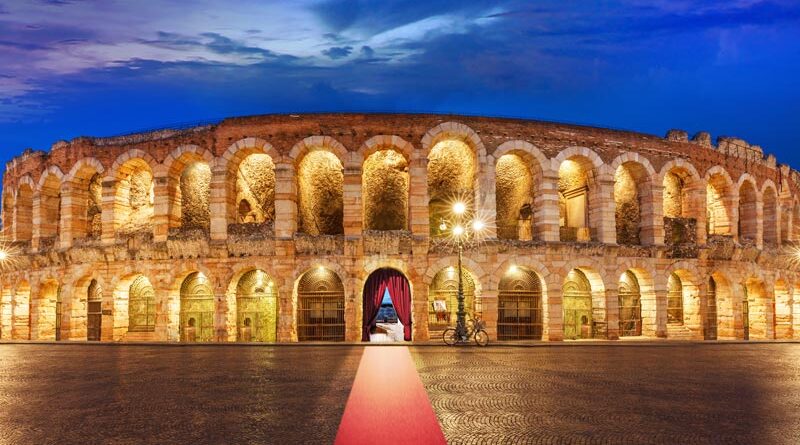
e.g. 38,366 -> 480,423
618,271 -> 642,337
428,267 -> 479,338
128,275 -> 156,333
498,266 -> 543,340
180,272 -> 214,342
563,269 -> 592,339
236,269 -> 278,342
362,268 -> 412,342
87,279 -> 102,341
667,273 -> 684,325
706,277 -> 718,340
297,267 -> 345,341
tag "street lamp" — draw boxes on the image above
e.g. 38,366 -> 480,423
439,201 -> 486,341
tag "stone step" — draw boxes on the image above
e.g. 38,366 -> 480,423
123,331 -> 157,342
667,324 -> 700,340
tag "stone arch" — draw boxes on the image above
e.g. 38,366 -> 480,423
31,277 -> 60,340
659,159 -> 704,245
737,174 -> 759,243
761,180 -> 779,246
36,166 -> 64,241
111,155 -> 155,234
2,188 -> 14,239
221,139 -> 279,227
14,177 -> 34,242
744,276 -> 771,340
361,140 -> 410,231
666,268 -> 702,337
705,166 -> 735,237
11,279 -> 31,339
178,271 -> 215,342
562,266 -> 605,339
426,265 -> 482,336
65,158 -> 105,240
112,273 -> 156,341
496,264 -> 546,340
613,264 -> 657,337
294,140 -> 345,235
774,278 -> 792,339
421,121 -> 487,161
72,272 -> 106,341
494,141 -> 547,240
609,154 -> 656,245
709,271 -> 737,339
165,145 -> 214,232
227,268 -> 279,343
294,266 -> 346,341
554,147 -> 605,242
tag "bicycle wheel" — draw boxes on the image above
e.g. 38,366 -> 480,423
474,329 -> 489,346
443,328 -> 458,346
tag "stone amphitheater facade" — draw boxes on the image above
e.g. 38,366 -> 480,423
1,113 -> 799,343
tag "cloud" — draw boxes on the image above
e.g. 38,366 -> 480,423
322,45 -> 353,59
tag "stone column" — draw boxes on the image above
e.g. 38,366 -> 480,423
481,289 -> 498,340
30,193 -> 42,251
59,183 -> 74,249
605,285 -> 620,340
653,276 -> 667,338
688,181 -> 707,245
152,169 -> 170,242
478,159 -> 497,239
273,162 -> 297,239
343,161 -> 363,237
538,168 -> 561,242
100,179 -> 117,245
209,164 -> 228,241
645,183 -> 664,245
408,157 -> 429,237
755,200 -> 764,250
594,175 -> 617,244
413,279 -> 430,341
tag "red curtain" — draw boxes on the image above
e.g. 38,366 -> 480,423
361,268 -> 412,341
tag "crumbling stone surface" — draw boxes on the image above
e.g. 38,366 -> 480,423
298,150 -> 343,235
363,150 -> 408,231
614,165 -> 640,245
236,154 -> 275,224
179,162 -> 211,230
662,172 -> 683,218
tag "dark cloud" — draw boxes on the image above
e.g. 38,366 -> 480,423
322,45 -> 353,59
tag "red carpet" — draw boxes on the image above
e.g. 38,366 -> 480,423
334,347 -> 447,445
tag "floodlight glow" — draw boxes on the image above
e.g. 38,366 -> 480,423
453,202 -> 466,215
472,220 -> 484,231
453,225 -> 464,237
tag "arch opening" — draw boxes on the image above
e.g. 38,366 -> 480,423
706,173 -> 733,237
362,268 -> 412,342
663,168 -> 699,246
428,266 -> 480,336
497,266 -> 543,340
114,159 -> 154,235
127,275 -> 156,333
558,158 -> 593,242
618,270 -> 642,337
667,273 -> 684,325
738,181 -> 758,243
296,267 -> 345,341
297,150 -> 343,235
68,165 -> 103,241
562,269 -> 594,339
180,272 -> 214,342
38,174 -> 62,242
763,187 -> 778,246
363,150 -> 409,231
495,154 -> 534,240
87,279 -> 103,341
15,184 -> 33,242
12,281 -> 31,339
706,276 -> 719,340
774,280 -> 792,339
614,162 -> 650,245
234,153 -> 275,225
428,140 -> 476,236
236,269 -> 278,342
2,191 -> 14,240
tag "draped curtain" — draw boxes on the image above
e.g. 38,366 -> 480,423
361,268 -> 412,341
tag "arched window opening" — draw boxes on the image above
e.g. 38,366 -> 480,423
563,269 -> 592,339
614,162 -> 649,245
128,275 -> 155,332
169,161 -> 211,233
428,140 -> 476,236
558,158 -> 591,242
496,154 -> 534,240
663,170 -> 698,246
15,184 -> 33,242
667,273 -> 684,324
297,150 -> 343,235
363,150 -> 409,231
738,181 -> 757,243
235,153 -> 275,225
236,269 -> 278,342
497,266 -> 542,340
2,191 -> 14,239
618,271 -> 642,336
763,188 -> 778,246
39,174 -> 62,242
296,267 -> 345,341
180,272 -> 214,342
114,160 -> 154,235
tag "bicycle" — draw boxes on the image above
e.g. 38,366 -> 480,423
443,317 -> 489,346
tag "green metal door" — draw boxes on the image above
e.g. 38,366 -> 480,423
563,270 -> 592,340
180,272 -> 215,342
236,269 -> 277,342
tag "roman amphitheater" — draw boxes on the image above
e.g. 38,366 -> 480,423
0,113 -> 798,343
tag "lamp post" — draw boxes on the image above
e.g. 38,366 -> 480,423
439,201 -> 485,341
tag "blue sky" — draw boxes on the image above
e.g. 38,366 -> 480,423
1,0 -> 799,166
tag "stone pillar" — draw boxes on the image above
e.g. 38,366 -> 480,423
209,164 -> 228,241
689,181 -> 707,245
538,168 -> 561,242
408,157 -> 429,237
59,184 -> 74,249
100,179 -> 117,245
481,290 -> 498,340
273,162 -> 297,239
653,277 -> 667,338
413,278 -> 430,341
605,285 -> 620,340
214,286 -> 228,342
755,200 -> 764,250
646,183 -> 664,245
547,285 -> 564,341
31,193 -> 42,251
152,169 -> 169,242
343,161 -> 363,237
278,277 -> 295,342
595,175 -> 617,244
478,159 -> 497,239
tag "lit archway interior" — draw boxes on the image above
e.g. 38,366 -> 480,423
177,162 -> 211,231
774,280 -> 792,339
12,281 -> 31,339
39,174 -> 62,240
180,272 -> 215,342
127,275 -> 156,333
558,158 -> 592,241
497,266 -> 543,340
297,150 -> 343,235
15,184 -> 33,241
762,187 -> 778,246
87,279 -> 103,341
363,150 -> 408,231
663,168 -> 698,245
114,159 -> 154,234
738,181 -> 758,242
235,153 -> 275,225
706,174 -> 733,236
236,269 -> 278,342
495,154 -> 533,240
562,269 -> 593,339
428,266 -> 478,335
614,162 -> 649,245
296,267 -> 345,341
427,140 -> 475,236
2,191 -> 14,239
618,270 -> 642,336
69,166 -> 103,240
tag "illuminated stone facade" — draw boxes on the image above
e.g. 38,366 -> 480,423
1,114 -> 799,343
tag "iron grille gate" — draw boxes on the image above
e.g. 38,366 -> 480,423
87,280 -> 102,341
498,289 -> 542,340
563,269 -> 593,340
428,268 -> 477,333
297,268 -> 345,342
618,272 -> 642,337
667,274 -> 684,324
705,278 -> 718,340
129,276 -> 156,332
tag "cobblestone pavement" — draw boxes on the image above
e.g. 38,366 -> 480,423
412,344 -> 800,445
1,344 -> 800,444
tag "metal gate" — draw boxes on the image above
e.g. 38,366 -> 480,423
55,285 -> 62,341
297,268 -> 345,341
498,268 -> 543,340
236,270 -> 278,342
563,269 -> 592,339
87,279 -> 102,341
618,271 -> 642,337
667,273 -> 684,324
128,276 -> 156,332
180,272 -> 215,342
705,277 -> 718,340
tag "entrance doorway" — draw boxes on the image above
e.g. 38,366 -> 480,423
563,269 -> 592,339
87,279 -> 102,341
362,268 -> 412,342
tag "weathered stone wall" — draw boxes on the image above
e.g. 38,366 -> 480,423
179,162 -> 211,230
236,154 -> 275,224
297,150 -> 343,235
614,165 -> 641,245
363,150 -> 408,231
